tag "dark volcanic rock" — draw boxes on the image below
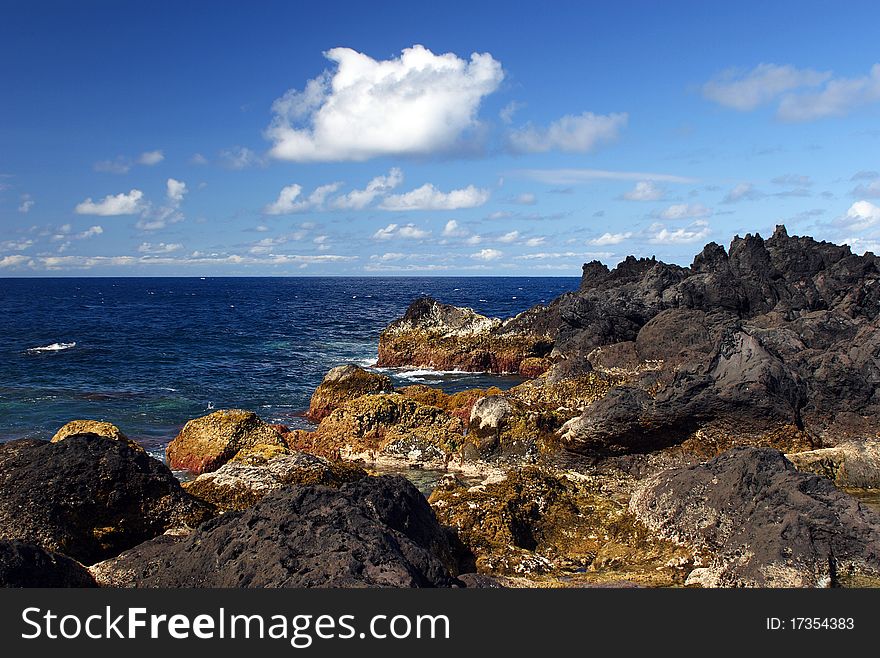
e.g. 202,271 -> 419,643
0,540 -> 97,587
89,475 -> 467,587
0,435 -> 213,564
630,447 -> 880,587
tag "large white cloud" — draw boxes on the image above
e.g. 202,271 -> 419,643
379,183 -> 489,211
835,200 -> 880,232
508,112 -> 627,153
267,45 -> 504,162
702,63 -> 830,111
778,64 -> 880,121
472,248 -> 502,261
371,223 -> 430,240
75,189 -> 144,216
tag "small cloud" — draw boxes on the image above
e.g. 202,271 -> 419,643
166,178 -> 187,204
75,189 -> 144,216
508,112 -> 627,153
138,242 -> 183,254
834,200 -> 880,232
497,230 -> 520,243
499,100 -> 525,124
190,153 -> 208,165
851,180 -> 880,198
264,182 -> 342,215
510,192 -> 536,205
18,194 -> 34,213
648,220 -> 711,244
851,170 -> 879,181
332,168 -> 403,210
379,183 -> 490,211
771,174 -> 813,187
589,231 -> 632,246
93,157 -> 131,174
442,220 -> 469,237
472,248 -> 502,261
219,146 -> 265,170
78,225 -> 103,239
722,183 -> 764,204
371,223 -> 430,240
701,63 -> 831,111
524,236 -> 545,247
138,150 -> 164,166
658,203 -> 712,220
622,181 -> 665,201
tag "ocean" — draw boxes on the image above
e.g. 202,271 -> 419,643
0,277 -> 580,460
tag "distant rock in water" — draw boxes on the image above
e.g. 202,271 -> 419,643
306,364 -> 393,422
0,434 -> 213,565
0,540 -> 96,588
630,447 -> 880,587
90,475 -> 466,587
377,296 -> 554,374
165,409 -> 287,475
51,419 -> 144,453
378,226 -> 880,447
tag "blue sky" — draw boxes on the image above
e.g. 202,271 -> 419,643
2,0 -> 880,276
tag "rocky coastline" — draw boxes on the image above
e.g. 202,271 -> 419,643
2,226 -> 880,588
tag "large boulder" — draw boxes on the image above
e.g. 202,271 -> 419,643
185,451 -> 367,511
51,419 -> 144,452
165,409 -> 287,475
0,435 -> 213,564
90,476 -> 466,587
306,364 -> 393,422
0,540 -> 97,587
630,447 -> 880,587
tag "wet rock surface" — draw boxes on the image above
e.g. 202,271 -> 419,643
0,435 -> 213,564
306,364 -> 393,422
90,475 -> 467,588
630,447 -> 880,587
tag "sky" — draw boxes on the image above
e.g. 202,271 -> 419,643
2,0 -> 880,276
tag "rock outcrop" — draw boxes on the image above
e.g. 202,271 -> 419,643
165,409 -> 287,475
0,435 -> 213,564
377,297 -> 553,375
787,441 -> 880,488
185,451 -> 367,511
306,364 -> 393,422
51,419 -> 144,452
429,467 -> 691,584
289,393 -> 465,464
0,540 -> 97,587
630,447 -> 880,587
90,476 -> 466,587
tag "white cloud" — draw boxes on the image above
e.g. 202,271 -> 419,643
589,232 -> 632,246
166,178 -> 187,203
267,45 -> 504,161
442,219 -> 468,237
371,223 -> 430,240
771,174 -> 813,187
722,182 -> 764,204
371,252 -> 407,262
1,238 -> 33,251
465,234 -> 482,245
497,230 -> 520,243
702,63 -> 831,111
190,153 -> 208,165
622,181 -> 665,201
94,158 -> 131,174
648,220 -> 711,244
518,168 -> 697,185
75,189 -> 144,216
499,100 -> 524,124
524,236 -> 545,247
138,242 -> 183,254
379,183 -> 490,211
472,248 -> 502,261
78,225 -> 103,239
332,168 -> 403,210
835,200 -> 880,232
219,146 -> 264,169
264,182 -> 342,215
0,255 -> 31,268
778,63 -> 880,121
508,112 -> 627,153
18,194 -> 34,213
138,150 -> 164,166
659,203 -> 712,220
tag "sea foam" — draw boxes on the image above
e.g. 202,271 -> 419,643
27,342 -> 76,353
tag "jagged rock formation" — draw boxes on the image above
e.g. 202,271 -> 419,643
0,435 -> 213,564
0,540 -> 97,587
89,476 -> 467,587
630,447 -> 880,587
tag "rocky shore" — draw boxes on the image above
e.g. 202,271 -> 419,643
2,226 -> 879,588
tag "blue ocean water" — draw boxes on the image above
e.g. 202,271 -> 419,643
0,277 -> 579,455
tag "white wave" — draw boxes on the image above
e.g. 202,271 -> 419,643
27,342 -> 76,353
391,367 -> 481,380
